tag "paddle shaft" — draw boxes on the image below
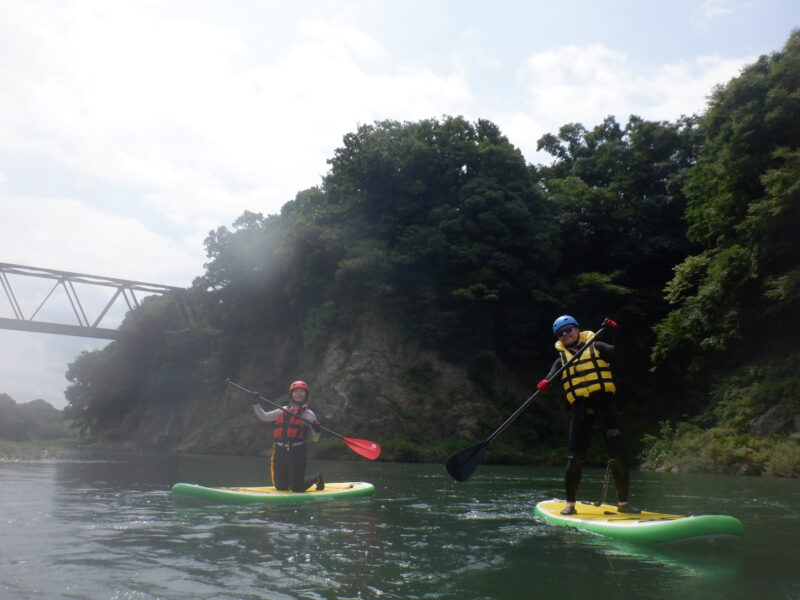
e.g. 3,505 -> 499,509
226,379 -> 345,440
481,326 -> 607,446
445,325 -> 610,481
595,460 -> 613,506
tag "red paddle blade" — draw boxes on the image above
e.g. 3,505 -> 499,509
344,437 -> 381,460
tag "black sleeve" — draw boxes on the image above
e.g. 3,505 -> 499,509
594,341 -> 615,360
545,357 -> 561,380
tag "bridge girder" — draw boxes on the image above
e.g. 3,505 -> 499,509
0,262 -> 188,340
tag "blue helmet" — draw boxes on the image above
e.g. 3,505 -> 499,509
552,315 -> 579,335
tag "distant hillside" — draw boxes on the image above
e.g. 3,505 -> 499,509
0,394 -> 70,442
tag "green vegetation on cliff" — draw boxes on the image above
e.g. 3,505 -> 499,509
644,30 -> 800,475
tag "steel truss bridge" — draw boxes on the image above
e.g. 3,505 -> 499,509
0,262 -> 189,340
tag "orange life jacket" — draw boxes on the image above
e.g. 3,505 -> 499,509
273,405 -> 313,442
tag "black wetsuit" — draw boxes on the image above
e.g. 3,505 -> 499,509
271,441 -> 319,492
546,341 -> 631,503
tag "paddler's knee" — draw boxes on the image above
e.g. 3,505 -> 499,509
565,455 -> 584,473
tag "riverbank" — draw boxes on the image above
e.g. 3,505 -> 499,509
5,432 -> 799,478
0,438 -> 83,460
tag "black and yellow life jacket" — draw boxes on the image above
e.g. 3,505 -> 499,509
557,330 -> 616,404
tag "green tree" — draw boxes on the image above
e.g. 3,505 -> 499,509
64,295 -> 186,438
640,32 -> 800,476
535,115 -> 700,312
653,30 -> 800,374
533,115 -> 702,429
281,117 -> 559,368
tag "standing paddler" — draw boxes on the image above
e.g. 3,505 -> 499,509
536,315 -> 640,515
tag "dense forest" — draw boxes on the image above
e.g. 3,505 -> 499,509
46,32 -> 800,476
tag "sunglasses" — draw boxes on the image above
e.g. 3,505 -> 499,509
557,326 -> 575,337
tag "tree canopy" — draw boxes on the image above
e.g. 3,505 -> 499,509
653,30 -> 800,372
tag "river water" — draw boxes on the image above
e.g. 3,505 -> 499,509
1,453 -> 798,600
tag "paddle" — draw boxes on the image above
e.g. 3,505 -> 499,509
226,379 -> 381,460
594,460 -> 612,506
445,324 -> 610,482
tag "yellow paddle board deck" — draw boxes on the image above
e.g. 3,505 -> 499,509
535,499 -> 744,544
171,481 -> 375,505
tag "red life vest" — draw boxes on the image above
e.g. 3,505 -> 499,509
273,405 -> 314,442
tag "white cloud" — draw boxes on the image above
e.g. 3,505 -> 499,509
0,2 -> 474,236
299,19 -> 385,60
501,44 -> 750,162
0,194 -> 199,286
696,0 -> 734,22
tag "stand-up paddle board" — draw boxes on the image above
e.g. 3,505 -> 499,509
535,499 -> 744,544
172,481 -> 375,505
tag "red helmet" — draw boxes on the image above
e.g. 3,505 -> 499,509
289,381 -> 309,392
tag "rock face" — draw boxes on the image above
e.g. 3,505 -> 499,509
311,310 -> 487,440
749,397 -> 800,438
113,310 -> 517,457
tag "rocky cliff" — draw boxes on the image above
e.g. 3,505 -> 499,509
109,310 -> 531,461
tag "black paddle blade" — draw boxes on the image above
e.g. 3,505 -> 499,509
445,441 -> 488,482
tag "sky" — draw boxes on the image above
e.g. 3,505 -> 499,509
1,0 -> 798,409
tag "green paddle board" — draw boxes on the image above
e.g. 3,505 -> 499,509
535,499 -> 744,544
171,481 -> 375,505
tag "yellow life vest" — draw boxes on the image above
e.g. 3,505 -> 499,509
557,330 -> 616,404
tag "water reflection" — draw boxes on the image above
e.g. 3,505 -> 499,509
577,530 -> 744,577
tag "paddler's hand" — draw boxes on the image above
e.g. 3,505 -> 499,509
250,391 -> 260,405
311,422 -> 322,434
536,379 -> 549,393
602,317 -> 618,328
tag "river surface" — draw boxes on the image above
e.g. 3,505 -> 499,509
1,453 -> 799,600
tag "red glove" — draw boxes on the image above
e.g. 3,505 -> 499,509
536,379 -> 549,392
602,318 -> 618,329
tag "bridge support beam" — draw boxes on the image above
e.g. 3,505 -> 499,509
0,262 -> 187,341
0,317 -> 123,340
